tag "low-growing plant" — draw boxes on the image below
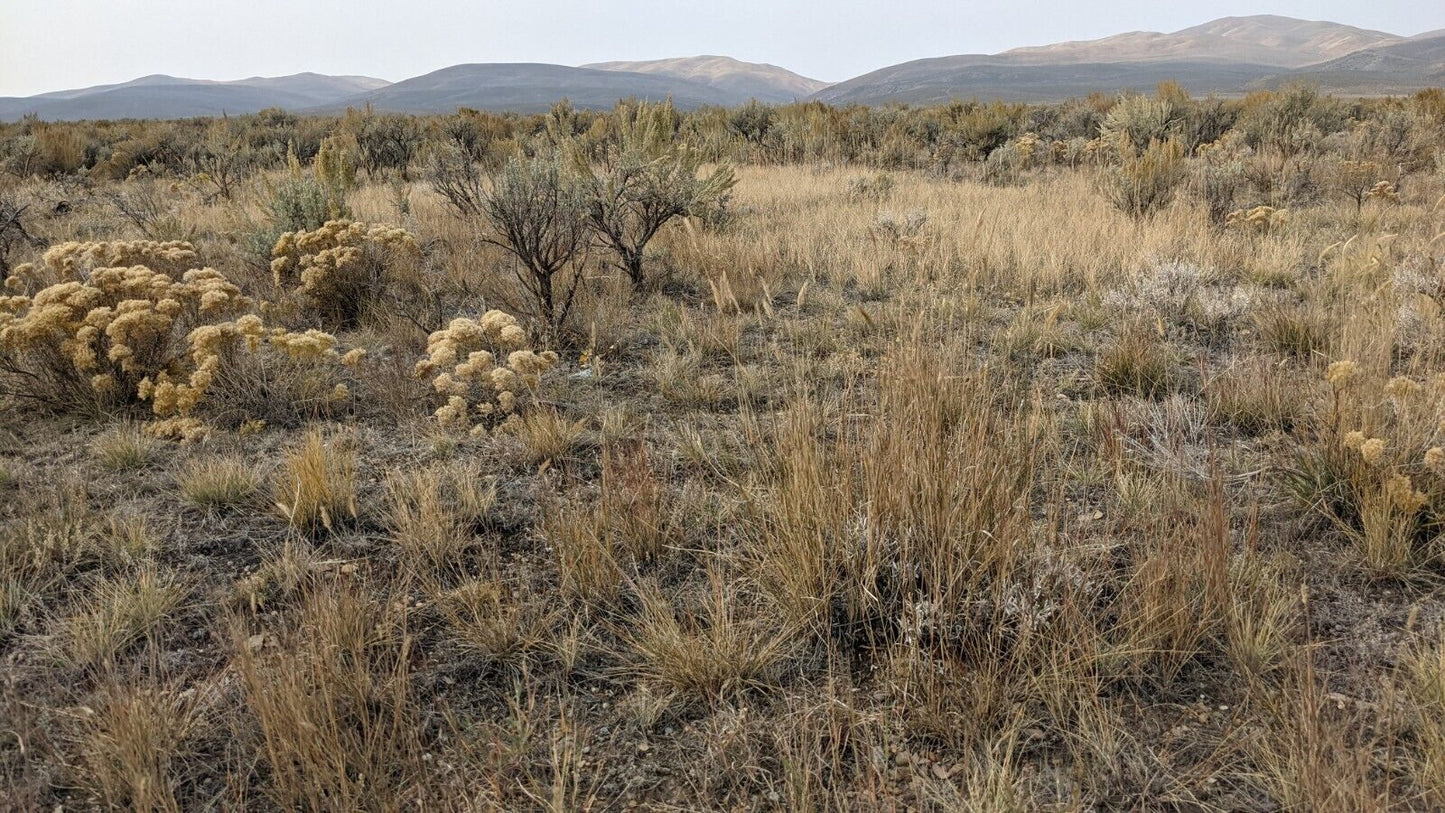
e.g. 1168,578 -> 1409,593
382,461 -> 494,572
269,219 -> 420,329
514,408 -> 590,465
62,565 -> 185,670
1095,325 -> 1180,397
273,428 -> 358,534
178,456 -> 262,509
92,424 -> 161,471
1285,362 -> 1445,576
1206,358 -> 1304,433
434,576 -> 554,661
413,310 -> 559,434
626,573 -> 794,701
1255,299 -> 1331,359
75,679 -> 204,812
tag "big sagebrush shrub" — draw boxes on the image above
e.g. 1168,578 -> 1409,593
1101,137 -> 1187,218
477,152 -> 591,329
571,100 -> 736,287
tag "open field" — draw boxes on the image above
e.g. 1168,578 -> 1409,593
3,90 -> 1445,810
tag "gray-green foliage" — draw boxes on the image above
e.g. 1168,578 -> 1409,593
571,101 -> 736,286
246,152 -> 333,261
1101,95 -> 1179,154
1101,137 -> 1187,218
480,150 -> 591,328
1234,85 -> 1346,158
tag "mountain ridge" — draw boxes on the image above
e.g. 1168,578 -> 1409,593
581,55 -> 828,102
2,15 -> 1442,121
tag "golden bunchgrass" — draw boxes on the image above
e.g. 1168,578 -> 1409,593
3,93 -> 1444,809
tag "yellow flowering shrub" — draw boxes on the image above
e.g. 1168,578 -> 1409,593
0,242 -> 361,433
0,261 -> 249,413
138,316 -> 359,439
5,239 -> 199,293
1226,205 -> 1288,235
270,219 -> 420,328
1294,360 -> 1445,572
413,310 -> 559,435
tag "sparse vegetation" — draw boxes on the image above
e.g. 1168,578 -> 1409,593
3,86 -> 1445,810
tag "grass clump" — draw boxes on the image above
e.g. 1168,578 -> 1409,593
1094,325 -> 1180,397
177,456 -> 262,509
92,424 -> 161,471
273,428 -> 357,534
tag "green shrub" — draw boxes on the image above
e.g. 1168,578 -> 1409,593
1101,137 -> 1186,218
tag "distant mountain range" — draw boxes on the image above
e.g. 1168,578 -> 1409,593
0,74 -> 389,122
1,16 -> 1441,121
814,16 -> 1445,105
581,56 -> 831,103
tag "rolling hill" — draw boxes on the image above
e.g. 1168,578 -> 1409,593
813,15 -> 1443,106
326,63 -> 738,114
811,58 -> 1283,106
2,15 -> 1442,121
581,56 -> 828,102
1001,16 -> 1400,68
0,73 -> 390,121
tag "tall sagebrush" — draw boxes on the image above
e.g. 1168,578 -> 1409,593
479,150 -> 592,329
1101,136 -> 1187,218
570,100 -> 736,286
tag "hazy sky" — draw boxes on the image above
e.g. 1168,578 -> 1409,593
1,1 -> 1441,96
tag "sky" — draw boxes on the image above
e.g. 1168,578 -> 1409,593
1,1 -> 1441,97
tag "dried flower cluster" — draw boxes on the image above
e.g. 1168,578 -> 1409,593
0,240 -> 364,436
1325,362 -> 1445,556
270,219 -> 419,327
140,315 -> 363,440
0,256 -> 249,413
413,310 -> 558,434
5,239 -> 199,293
1365,180 -> 1401,205
1226,205 -> 1288,234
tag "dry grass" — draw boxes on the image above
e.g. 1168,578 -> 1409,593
60,565 -> 185,671
4,104 -> 1445,809
230,580 -> 423,810
625,572 -> 794,701
273,427 -> 358,533
91,423 -> 161,471
382,459 -> 494,572
73,678 -> 206,812
177,455 -> 262,508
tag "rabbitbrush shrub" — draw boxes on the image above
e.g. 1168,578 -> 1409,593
0,240 -> 249,415
270,219 -> 420,329
0,238 -> 362,436
413,309 -> 559,436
